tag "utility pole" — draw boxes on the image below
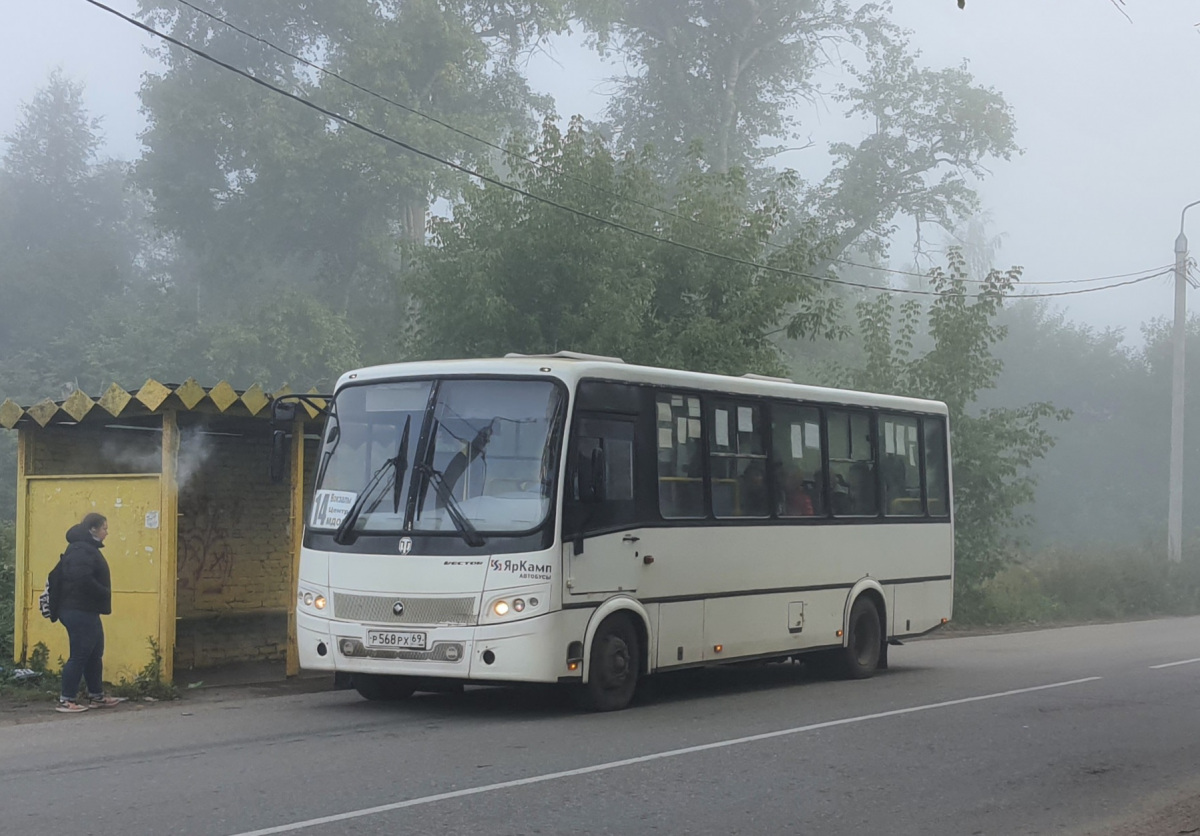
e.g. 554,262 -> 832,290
1169,200 -> 1200,562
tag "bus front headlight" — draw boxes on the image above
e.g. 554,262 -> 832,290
493,600 -> 510,617
299,588 -> 329,614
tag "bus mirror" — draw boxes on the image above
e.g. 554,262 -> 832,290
269,430 -> 288,483
272,400 -> 297,423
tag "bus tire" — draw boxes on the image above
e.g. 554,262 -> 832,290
839,596 -> 882,680
577,615 -> 640,712
352,674 -> 416,701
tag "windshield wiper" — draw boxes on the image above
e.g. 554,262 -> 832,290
413,462 -> 485,548
392,415 -> 412,514
334,419 -> 412,545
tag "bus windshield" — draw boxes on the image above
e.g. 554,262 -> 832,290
312,378 -> 564,537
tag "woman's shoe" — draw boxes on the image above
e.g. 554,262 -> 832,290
88,695 -> 127,708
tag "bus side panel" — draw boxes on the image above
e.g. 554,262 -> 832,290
656,600 -> 704,668
702,590 -> 846,661
891,579 -> 953,637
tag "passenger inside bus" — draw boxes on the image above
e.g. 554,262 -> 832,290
779,468 -> 815,516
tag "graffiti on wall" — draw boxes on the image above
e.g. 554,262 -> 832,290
178,492 -> 238,593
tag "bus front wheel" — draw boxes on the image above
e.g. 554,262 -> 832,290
352,673 -> 416,701
839,597 -> 882,680
577,615 -> 640,712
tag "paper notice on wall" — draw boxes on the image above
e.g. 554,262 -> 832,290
790,424 -> 804,458
715,409 -> 730,447
688,397 -> 700,417
657,402 -> 672,424
144,511 -> 160,530
688,418 -> 701,439
658,427 -> 673,448
677,416 -> 688,444
310,490 -> 357,530
737,406 -> 753,433
804,422 -> 820,449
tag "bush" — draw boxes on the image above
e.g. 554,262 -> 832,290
108,637 -> 178,702
0,522 -> 13,663
958,544 -> 1200,626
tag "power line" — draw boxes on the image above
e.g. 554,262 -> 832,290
83,0 -> 1174,303
167,0 -> 1167,291
830,257 -> 1176,286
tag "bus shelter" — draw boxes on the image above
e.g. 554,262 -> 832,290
1,379 -> 325,684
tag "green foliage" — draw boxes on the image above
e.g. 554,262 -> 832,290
134,0 -> 565,368
109,637 -> 180,702
0,522 -> 13,663
964,546 -> 1200,627
574,0 -> 1018,289
575,0 -> 881,175
839,249 -> 1068,609
0,71 -> 145,400
410,118 -> 838,374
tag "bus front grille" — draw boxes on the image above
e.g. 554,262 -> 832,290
332,593 -> 478,626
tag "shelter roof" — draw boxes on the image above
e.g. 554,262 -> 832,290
0,379 -> 329,430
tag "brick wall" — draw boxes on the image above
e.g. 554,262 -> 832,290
31,425 -> 162,475
175,422 -> 292,669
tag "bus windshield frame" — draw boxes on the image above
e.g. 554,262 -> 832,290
310,375 -> 567,541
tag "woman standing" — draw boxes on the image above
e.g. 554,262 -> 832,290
56,512 -> 126,713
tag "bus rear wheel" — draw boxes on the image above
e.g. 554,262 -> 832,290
352,673 -> 416,701
577,616 -> 640,712
839,597 -> 882,680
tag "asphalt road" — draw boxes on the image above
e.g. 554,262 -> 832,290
5,617 -> 1200,836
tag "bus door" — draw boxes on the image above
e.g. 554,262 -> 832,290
562,414 -> 642,596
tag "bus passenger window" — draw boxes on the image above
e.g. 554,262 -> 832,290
880,414 -> 922,516
656,394 -> 705,518
708,400 -> 768,518
924,418 -> 950,517
827,410 -> 878,516
770,405 -> 823,517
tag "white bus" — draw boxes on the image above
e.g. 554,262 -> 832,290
285,352 -> 953,711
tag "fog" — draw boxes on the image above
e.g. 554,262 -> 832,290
4,0 -> 1200,557
4,0 -> 1198,339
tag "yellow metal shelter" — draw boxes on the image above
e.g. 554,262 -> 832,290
2,379 -> 325,684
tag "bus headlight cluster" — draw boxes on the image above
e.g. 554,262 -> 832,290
299,589 -> 327,611
490,596 -> 539,617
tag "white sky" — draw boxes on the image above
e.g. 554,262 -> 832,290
3,0 -> 1199,343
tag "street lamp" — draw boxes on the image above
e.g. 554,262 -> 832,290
1168,200 -> 1200,562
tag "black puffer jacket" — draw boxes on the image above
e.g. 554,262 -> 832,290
58,523 -> 112,615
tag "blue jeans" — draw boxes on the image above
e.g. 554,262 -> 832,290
59,609 -> 105,701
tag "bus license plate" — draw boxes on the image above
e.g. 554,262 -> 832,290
365,630 -> 427,650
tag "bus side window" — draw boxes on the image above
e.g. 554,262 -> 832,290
924,417 -> 950,517
769,404 -> 823,517
880,413 -> 922,517
708,400 -> 769,518
564,416 -> 636,537
656,393 -> 705,519
827,410 -> 878,517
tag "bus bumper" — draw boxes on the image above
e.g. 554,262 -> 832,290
296,609 -> 590,684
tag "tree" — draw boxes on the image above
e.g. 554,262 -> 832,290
0,71 -> 144,400
840,250 -> 1068,611
135,0 -> 567,362
409,117 -> 839,374
574,0 -> 878,175
572,0 -> 1017,332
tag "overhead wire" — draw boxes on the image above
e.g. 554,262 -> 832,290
85,0 -> 1173,302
